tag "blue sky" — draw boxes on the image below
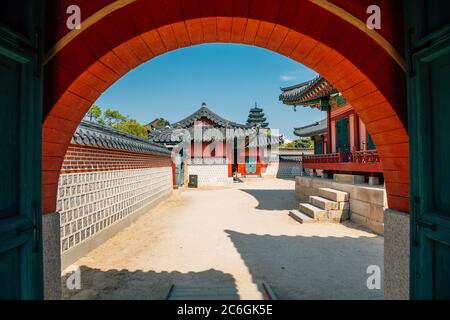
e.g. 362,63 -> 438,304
96,43 -> 325,140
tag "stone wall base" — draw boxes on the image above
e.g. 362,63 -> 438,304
384,209 -> 410,300
295,176 -> 386,235
61,190 -> 172,271
43,212 -> 62,300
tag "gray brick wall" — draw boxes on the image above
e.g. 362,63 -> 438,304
57,167 -> 172,254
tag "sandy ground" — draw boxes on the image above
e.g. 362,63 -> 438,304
62,178 -> 384,300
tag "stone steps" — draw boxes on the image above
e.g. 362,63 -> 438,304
292,187 -> 350,224
299,203 -> 328,220
289,210 -> 316,224
309,195 -> 338,210
318,187 -> 349,202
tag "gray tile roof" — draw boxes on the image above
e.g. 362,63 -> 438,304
173,104 -> 252,129
294,118 -> 328,137
279,155 -> 303,162
150,126 -> 258,144
149,104 -> 262,144
72,120 -> 171,156
279,76 -> 336,106
247,134 -> 280,148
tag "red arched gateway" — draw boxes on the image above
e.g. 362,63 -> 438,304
43,0 -> 409,215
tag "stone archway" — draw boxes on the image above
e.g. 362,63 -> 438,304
43,0 -> 408,215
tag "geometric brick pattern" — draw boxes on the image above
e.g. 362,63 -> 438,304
58,167 -> 172,253
43,0 -> 409,213
61,144 -> 172,174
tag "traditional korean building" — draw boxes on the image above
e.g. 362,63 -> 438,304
149,103 -> 278,186
279,76 -> 382,180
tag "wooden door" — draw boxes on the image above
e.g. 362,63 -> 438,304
367,133 -> 375,151
0,1 -> 45,299
406,0 -> 450,299
335,117 -> 350,161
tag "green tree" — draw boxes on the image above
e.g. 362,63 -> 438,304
86,105 -> 102,122
113,119 -> 149,139
104,108 -> 127,126
282,138 -> 314,149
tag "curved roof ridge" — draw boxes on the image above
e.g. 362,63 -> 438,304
173,104 -> 253,129
294,118 -> 327,131
280,75 -> 322,91
73,120 -> 171,155
293,118 -> 327,137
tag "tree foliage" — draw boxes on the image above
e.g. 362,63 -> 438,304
86,105 -> 102,122
281,138 -> 314,149
85,105 -> 149,139
113,119 -> 149,139
103,108 -> 127,126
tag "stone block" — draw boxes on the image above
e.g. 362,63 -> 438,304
334,174 -> 365,184
350,212 -> 368,226
369,204 -> 385,223
299,203 -> 328,220
318,188 -> 349,202
367,219 -> 384,235
309,196 -> 338,210
369,176 -> 380,185
289,210 -> 316,224
339,201 -> 350,211
43,212 -> 62,300
328,209 -> 350,222
350,198 -> 371,217
384,209 -> 410,300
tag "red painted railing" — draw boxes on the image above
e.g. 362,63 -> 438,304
302,152 -> 341,164
350,150 -> 380,164
302,149 -> 379,164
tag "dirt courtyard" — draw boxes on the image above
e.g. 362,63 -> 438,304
62,178 -> 384,300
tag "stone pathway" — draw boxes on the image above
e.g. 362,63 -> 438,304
62,178 -> 384,300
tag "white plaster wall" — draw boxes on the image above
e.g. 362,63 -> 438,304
187,164 -> 233,185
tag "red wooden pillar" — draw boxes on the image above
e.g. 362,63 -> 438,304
354,113 -> 360,151
327,108 -> 332,154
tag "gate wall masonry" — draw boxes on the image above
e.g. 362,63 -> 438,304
43,121 -> 173,299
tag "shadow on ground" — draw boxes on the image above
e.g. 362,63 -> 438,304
240,189 -> 299,211
62,268 -> 238,300
225,230 -> 384,300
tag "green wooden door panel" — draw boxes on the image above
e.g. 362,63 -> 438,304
434,241 -> 450,299
0,54 -> 20,219
0,248 -> 21,299
0,0 -> 44,300
336,117 -> 350,161
367,133 -> 375,151
314,138 -> 323,155
431,53 -> 450,214
406,0 -> 450,300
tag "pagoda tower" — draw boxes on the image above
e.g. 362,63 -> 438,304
246,103 -> 269,128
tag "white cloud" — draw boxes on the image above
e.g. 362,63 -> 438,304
280,74 -> 296,81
